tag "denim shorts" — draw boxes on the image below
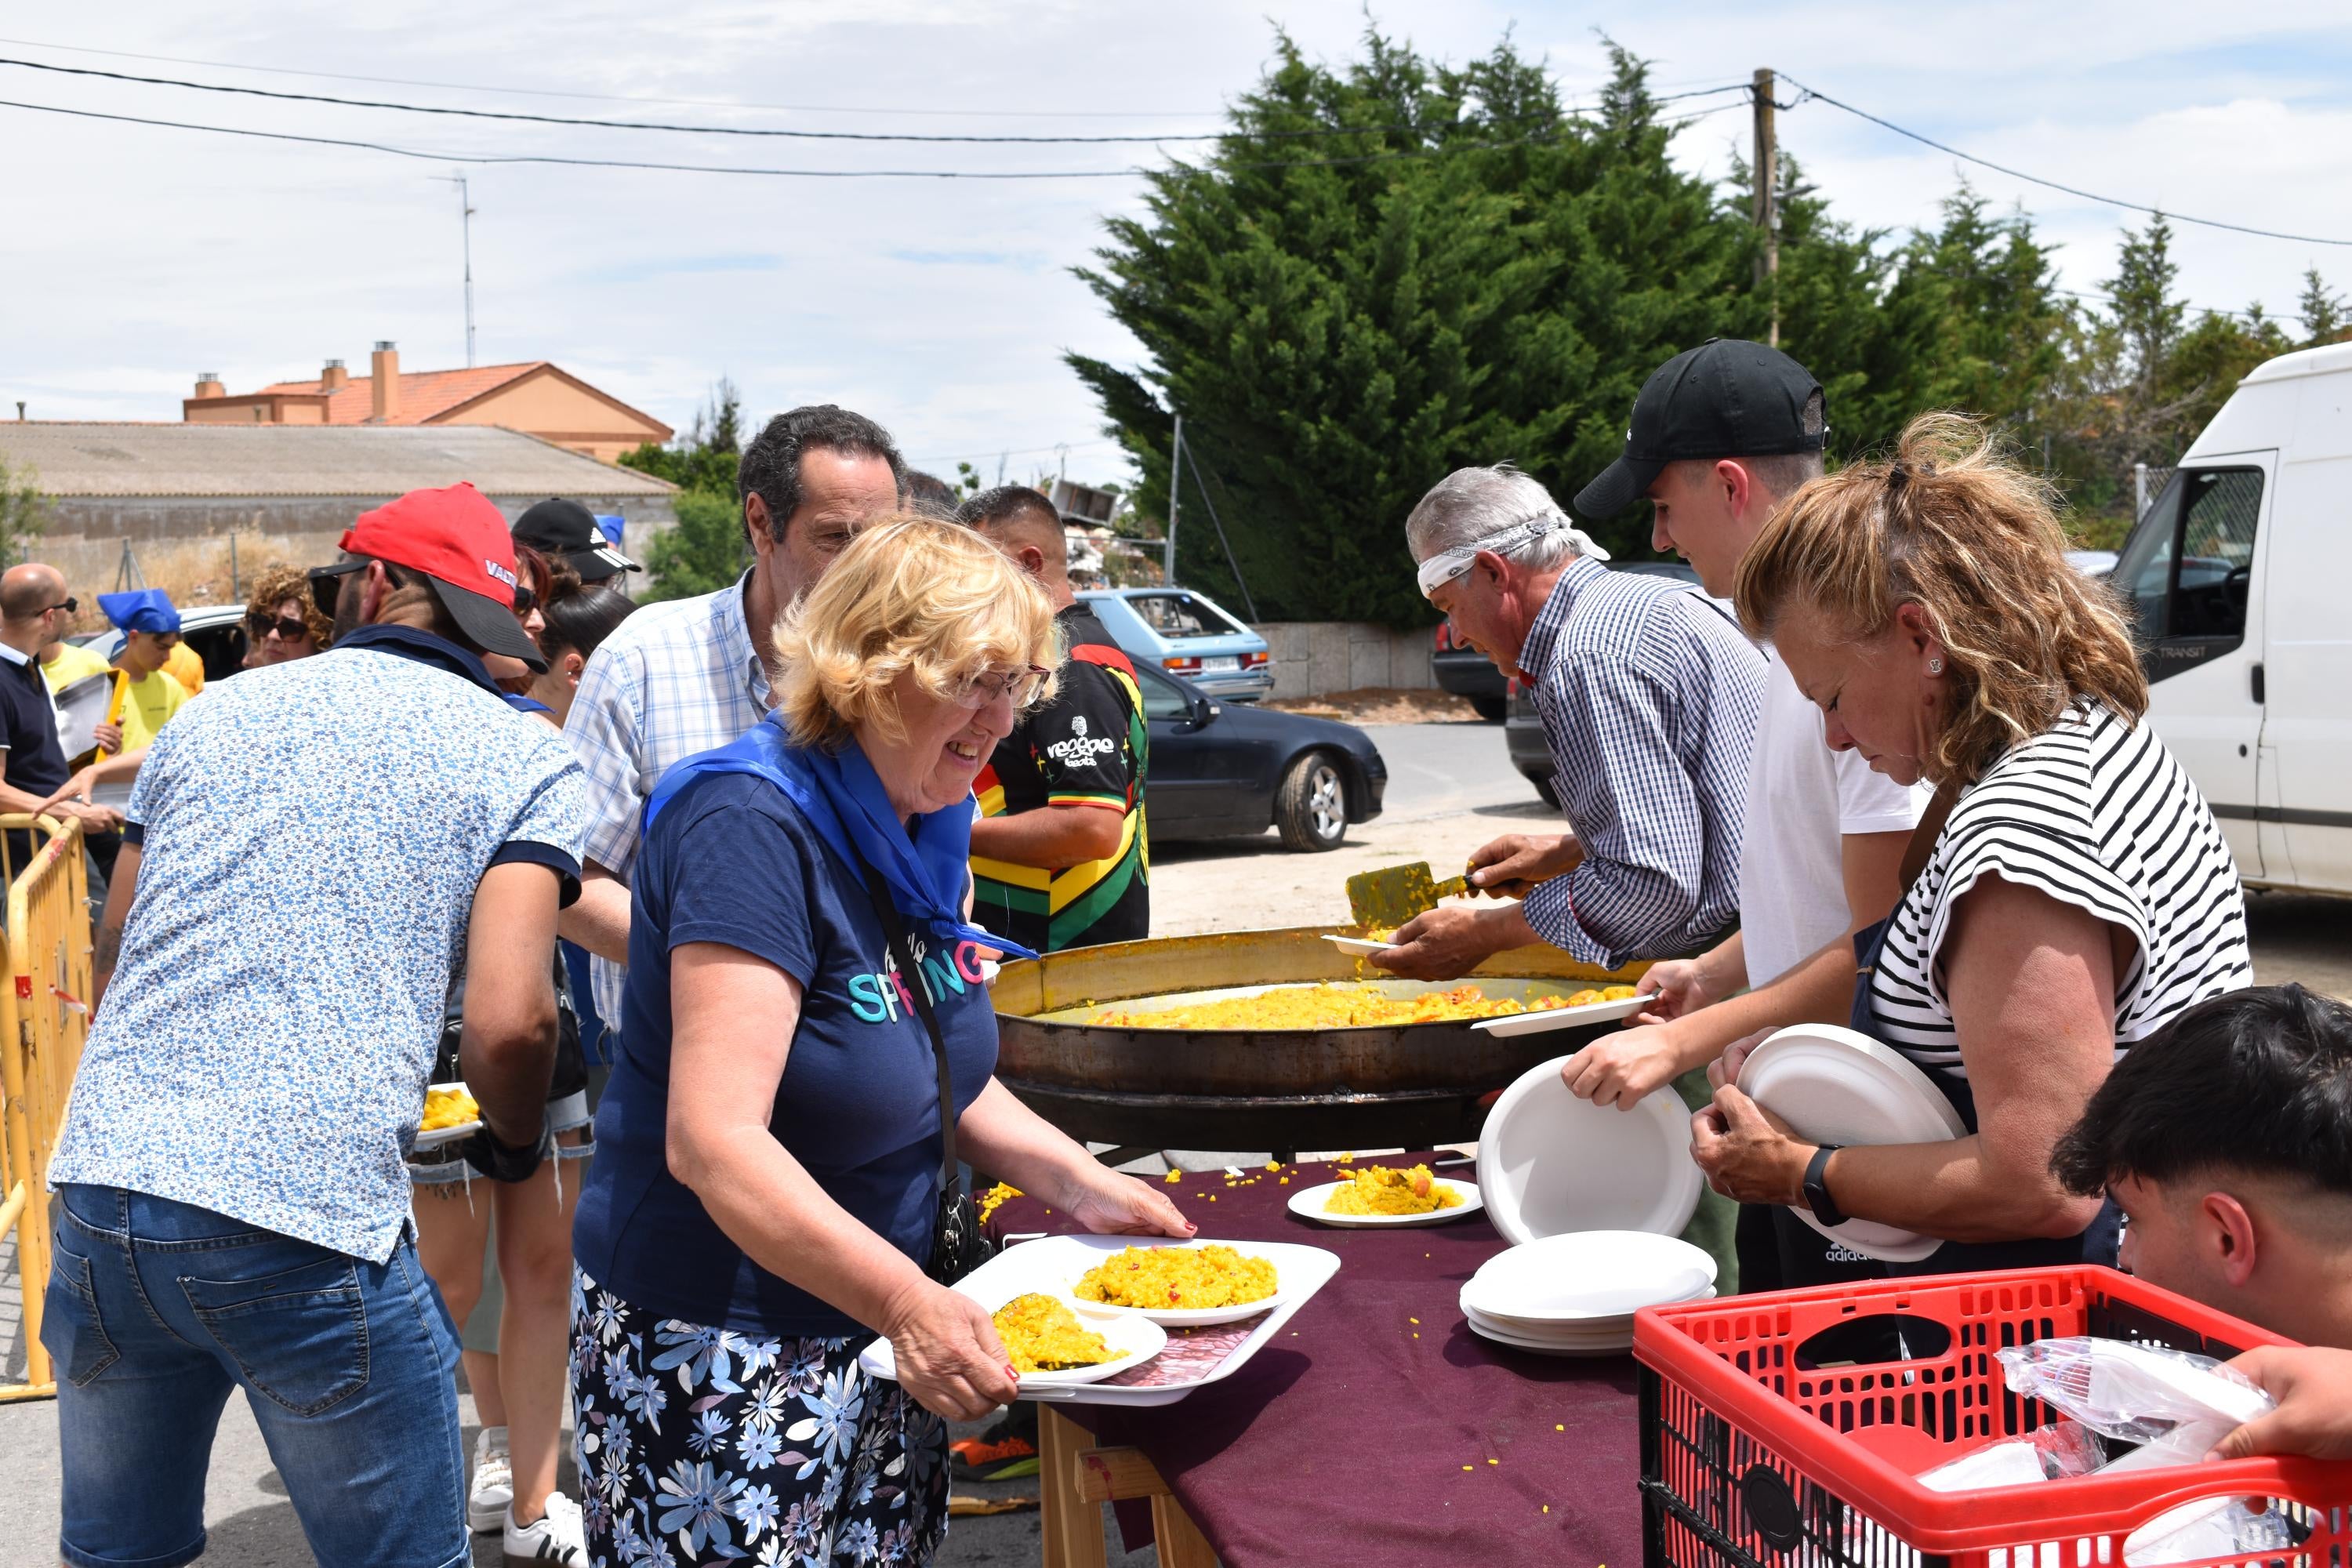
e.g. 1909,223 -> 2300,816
43,1183 -> 470,1568
407,1087 -> 596,1189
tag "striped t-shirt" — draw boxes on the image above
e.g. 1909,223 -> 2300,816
1865,700 -> 2250,1080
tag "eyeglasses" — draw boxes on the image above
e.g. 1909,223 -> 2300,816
40,597 -> 76,617
307,561 -> 367,619
953,665 -> 1052,711
248,613 -> 310,642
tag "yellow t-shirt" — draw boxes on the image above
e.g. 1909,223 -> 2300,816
41,641 -> 111,695
114,670 -> 190,753
164,641 -> 205,696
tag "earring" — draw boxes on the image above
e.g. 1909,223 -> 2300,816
1927,658 -> 1944,675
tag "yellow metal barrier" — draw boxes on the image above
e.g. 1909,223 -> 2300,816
0,814 -> 93,1403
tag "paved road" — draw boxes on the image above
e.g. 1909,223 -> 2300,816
4,715 -> 2344,1567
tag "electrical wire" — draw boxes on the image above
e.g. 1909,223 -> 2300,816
1776,72 -> 2352,249
0,53 -> 1751,144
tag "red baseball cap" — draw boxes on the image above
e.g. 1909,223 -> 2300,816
340,482 -> 546,672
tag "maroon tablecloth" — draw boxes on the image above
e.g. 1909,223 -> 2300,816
989,1156 -> 1645,1568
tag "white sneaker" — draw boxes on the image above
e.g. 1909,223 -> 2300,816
467,1426 -> 512,1533
505,1491 -> 587,1565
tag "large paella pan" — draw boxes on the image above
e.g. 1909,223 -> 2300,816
991,926 -> 1649,1155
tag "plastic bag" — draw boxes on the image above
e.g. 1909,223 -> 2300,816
1918,1421 -> 2107,1493
1996,1338 -> 2272,1444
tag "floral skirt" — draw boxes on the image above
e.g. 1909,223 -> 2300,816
569,1265 -> 949,1566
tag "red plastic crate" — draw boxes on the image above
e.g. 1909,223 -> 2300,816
1633,1267 -> 2352,1568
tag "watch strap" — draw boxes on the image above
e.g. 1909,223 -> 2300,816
1802,1143 -> 1846,1228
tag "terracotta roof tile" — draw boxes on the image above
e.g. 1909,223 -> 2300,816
249,362 -> 548,425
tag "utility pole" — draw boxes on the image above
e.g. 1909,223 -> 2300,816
1163,413 -> 1184,585
435,172 -> 477,367
1752,68 -> 1779,348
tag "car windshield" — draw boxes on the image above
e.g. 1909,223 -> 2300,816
1126,592 -> 1246,640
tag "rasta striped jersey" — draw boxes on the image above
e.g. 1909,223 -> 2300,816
970,602 -> 1149,952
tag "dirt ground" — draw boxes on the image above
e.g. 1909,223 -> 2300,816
1265,687 -> 1480,724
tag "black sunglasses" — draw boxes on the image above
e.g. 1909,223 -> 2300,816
40,597 -> 76,616
307,561 -> 366,619
247,612 -> 310,642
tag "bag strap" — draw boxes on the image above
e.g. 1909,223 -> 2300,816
861,866 -> 960,1190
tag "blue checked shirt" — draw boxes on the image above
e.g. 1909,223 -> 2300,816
564,572 -> 772,1028
1517,557 -> 1765,969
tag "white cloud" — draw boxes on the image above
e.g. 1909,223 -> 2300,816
3,1 -> 2348,480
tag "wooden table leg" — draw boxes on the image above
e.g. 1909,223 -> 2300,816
1039,1405 -> 1106,1568
1149,1492 -> 1219,1568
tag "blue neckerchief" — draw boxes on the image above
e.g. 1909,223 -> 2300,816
643,711 -> 1035,961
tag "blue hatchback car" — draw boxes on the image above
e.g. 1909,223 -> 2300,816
1077,586 -> 1273,702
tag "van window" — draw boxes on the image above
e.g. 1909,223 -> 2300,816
1125,593 -> 1246,640
2112,466 -> 2263,677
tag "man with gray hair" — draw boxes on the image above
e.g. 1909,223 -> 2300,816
1371,462 -> 1765,980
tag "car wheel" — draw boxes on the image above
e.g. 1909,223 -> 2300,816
1534,775 -> 1562,811
1276,753 -> 1348,852
1469,694 -> 1506,722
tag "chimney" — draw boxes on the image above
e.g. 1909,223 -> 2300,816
370,340 -> 400,421
193,372 -> 225,399
321,358 -> 348,391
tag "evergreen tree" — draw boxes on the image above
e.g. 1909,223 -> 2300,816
622,379 -> 750,601
2297,266 -> 2347,345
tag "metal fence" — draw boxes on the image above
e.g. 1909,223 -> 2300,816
0,816 -> 93,1403
2134,462 -> 2177,519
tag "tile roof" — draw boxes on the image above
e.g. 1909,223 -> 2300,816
0,423 -> 677,498
251,361 -> 546,425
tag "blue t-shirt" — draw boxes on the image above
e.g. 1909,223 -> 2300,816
571,771 -> 1000,1336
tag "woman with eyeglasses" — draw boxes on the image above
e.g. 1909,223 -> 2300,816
568,517 -> 1189,1567
239,564 -> 332,669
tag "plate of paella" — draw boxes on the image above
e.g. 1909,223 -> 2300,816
1468,985 -> 1648,1036
1286,1162 -> 1483,1229
862,1287 -> 1165,1392
412,1082 -> 482,1151
1065,1240 -> 1294,1327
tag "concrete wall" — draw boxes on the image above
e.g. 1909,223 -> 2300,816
1254,621 -> 1436,698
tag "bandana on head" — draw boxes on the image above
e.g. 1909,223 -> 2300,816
97,589 -> 181,636
1414,509 -> 1610,600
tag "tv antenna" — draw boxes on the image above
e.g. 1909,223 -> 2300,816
433,172 -> 477,367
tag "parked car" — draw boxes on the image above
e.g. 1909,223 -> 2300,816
1503,561 -> 1703,808
1079,586 -> 1273,702
1134,662 -> 1385,851
2118,339 -> 2352,898
1429,621 -> 1507,720
74,604 -> 252,684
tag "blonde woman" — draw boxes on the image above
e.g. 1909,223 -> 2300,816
1693,413 -> 2251,1284
568,517 -> 1189,1567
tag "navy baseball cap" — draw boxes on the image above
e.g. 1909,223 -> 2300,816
1573,339 -> 1827,520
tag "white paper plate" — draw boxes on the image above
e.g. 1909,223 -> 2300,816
1061,1239 -> 1294,1327
1464,1301 -> 1635,1345
1320,935 -> 1396,955
412,1082 -> 481,1152
1285,1175 -> 1483,1229
1737,1025 -> 1969,1264
1464,1312 -> 1633,1357
862,1282 -> 1167,1392
1471,994 -> 1650,1036
1476,1058 -> 1702,1245
1464,1231 -> 1719,1321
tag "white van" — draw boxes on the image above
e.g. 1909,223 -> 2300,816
2117,339 -> 2352,896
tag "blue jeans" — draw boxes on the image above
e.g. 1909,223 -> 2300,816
42,1185 -> 470,1568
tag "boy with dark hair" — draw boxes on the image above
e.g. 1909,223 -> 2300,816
2053,982 -> 2352,1459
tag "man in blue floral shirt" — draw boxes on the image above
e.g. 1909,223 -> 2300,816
43,482 -> 589,1568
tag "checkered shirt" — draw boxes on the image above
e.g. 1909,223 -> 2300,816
565,572 -> 771,1026
1516,556 -> 1765,969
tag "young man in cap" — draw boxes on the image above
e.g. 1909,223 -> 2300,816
96,588 -> 192,753
43,481 -> 588,1568
963,485 -> 1150,955
512,496 -> 643,585
1374,463 -> 1766,980
557,404 -> 905,1048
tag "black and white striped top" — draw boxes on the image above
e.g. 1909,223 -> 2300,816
1864,700 -> 2251,1080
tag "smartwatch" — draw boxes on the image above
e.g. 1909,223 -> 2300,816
1802,1144 -> 1846,1229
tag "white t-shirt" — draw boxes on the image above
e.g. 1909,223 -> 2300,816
1737,651 -> 1929,986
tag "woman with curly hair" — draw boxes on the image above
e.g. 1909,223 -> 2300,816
240,563 -> 332,667
1693,412 -> 2252,1283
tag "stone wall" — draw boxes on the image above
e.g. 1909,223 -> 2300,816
1254,621 -> 1436,698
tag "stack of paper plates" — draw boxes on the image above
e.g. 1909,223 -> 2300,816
1476,1055 -> 1703,1245
1459,1231 -> 1718,1356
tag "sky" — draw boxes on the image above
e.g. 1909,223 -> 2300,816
5,2 -> 2351,488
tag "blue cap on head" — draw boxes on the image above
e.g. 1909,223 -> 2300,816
595,514 -> 626,546
98,589 -> 181,636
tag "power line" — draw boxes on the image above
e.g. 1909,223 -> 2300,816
0,54 -> 1751,145
1776,72 -> 2352,249
0,94 -> 1740,180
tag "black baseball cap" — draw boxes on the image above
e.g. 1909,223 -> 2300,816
1573,339 -> 1827,519
513,497 -> 641,583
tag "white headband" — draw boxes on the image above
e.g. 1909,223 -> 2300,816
1414,508 -> 1610,599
